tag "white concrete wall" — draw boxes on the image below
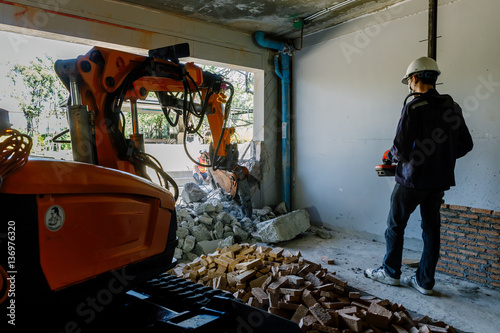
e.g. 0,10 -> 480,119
292,0 -> 500,246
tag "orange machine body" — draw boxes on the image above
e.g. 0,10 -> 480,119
72,47 -> 205,173
1,158 -> 176,292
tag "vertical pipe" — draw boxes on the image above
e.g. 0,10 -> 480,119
428,0 -> 438,60
255,31 -> 292,211
281,54 -> 291,211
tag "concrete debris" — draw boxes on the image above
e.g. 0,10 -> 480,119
274,201 -> 288,215
174,198 -> 310,261
217,236 -> 234,249
189,225 -> 212,242
182,235 -> 196,253
253,206 -> 272,216
312,226 -> 332,239
181,182 -> 208,203
168,244 -> 458,333
257,209 -> 311,243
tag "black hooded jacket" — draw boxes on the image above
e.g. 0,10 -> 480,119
388,89 -> 473,190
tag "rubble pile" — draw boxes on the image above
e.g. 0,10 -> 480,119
169,244 -> 458,333
175,183 -> 311,261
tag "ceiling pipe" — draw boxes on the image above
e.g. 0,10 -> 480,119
303,0 -> 358,24
254,31 -> 291,211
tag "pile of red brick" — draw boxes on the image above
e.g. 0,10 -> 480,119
168,243 -> 457,333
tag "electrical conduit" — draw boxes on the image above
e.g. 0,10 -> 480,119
254,31 -> 291,211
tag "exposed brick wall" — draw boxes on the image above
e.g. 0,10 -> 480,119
438,204 -> 500,289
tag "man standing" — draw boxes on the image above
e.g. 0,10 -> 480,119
365,57 -> 473,295
193,150 -> 209,185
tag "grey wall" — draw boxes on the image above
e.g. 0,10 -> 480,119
292,0 -> 500,246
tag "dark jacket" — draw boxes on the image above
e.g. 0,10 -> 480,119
388,89 -> 473,190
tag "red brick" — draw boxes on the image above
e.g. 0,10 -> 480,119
467,269 -> 487,277
469,258 -> 488,265
490,237 -> 500,245
488,267 -> 500,275
447,252 -> 466,260
440,210 -> 457,217
460,213 -> 479,219
490,281 -> 500,288
460,261 -> 479,269
446,231 -> 466,238
457,237 -> 476,245
442,224 -> 459,230
469,221 -> 491,228
441,245 -> 458,252
447,263 -> 465,271
486,249 -> 500,256
492,224 -> 500,231
441,235 -> 455,241
471,208 -> 493,214
439,250 -> 446,256
449,218 -> 467,224
477,229 -> 500,237
440,204 -> 449,209
437,262 -> 447,269
466,233 -> 486,241
465,245 -> 487,253
479,253 -> 500,261
459,226 -> 478,233
466,275 -> 487,284
493,211 -> 500,217
459,249 -> 479,257
490,274 -> 500,282
450,205 -> 469,211
439,257 -> 458,264
480,216 -> 500,224
436,266 -> 463,277
492,262 -> 500,269
477,241 -> 498,249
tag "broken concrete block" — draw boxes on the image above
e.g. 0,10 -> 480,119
174,247 -> 183,260
253,206 -> 272,217
190,225 -> 211,242
197,215 -> 213,226
217,236 -> 234,248
207,198 -> 223,213
193,243 -> 204,256
177,208 -> 190,220
257,209 -> 310,243
176,227 -> 189,239
182,235 -> 196,252
181,182 -> 207,203
274,202 -> 288,215
194,202 -> 217,215
233,225 -> 249,241
223,231 -> 234,238
197,240 -> 220,254
184,252 -> 198,261
214,221 -> 224,239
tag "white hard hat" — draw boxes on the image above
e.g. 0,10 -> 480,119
402,56 -> 441,84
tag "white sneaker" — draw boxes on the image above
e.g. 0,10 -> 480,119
364,267 -> 400,286
401,275 -> 433,295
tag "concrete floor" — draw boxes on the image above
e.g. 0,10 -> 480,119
273,229 -> 500,333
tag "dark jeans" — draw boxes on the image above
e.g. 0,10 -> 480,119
193,172 -> 208,185
383,183 -> 444,290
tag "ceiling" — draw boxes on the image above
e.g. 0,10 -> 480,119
117,0 -> 407,40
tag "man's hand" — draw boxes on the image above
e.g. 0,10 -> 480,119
382,150 -> 392,164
